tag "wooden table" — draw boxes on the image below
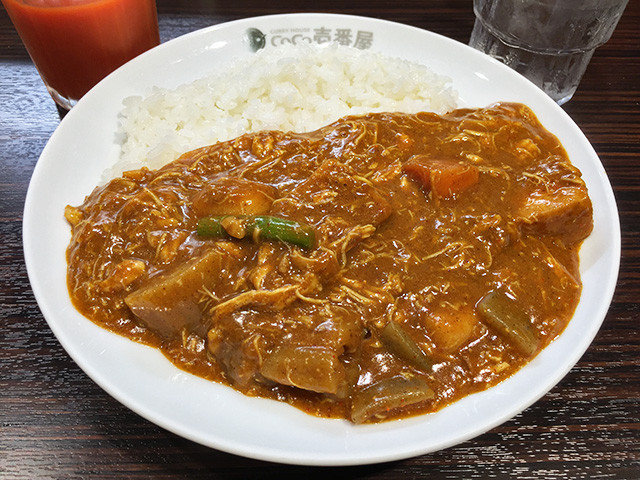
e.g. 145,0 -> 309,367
1,1 -> 638,478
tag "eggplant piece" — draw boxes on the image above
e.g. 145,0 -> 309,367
350,375 -> 435,424
125,248 -> 224,339
476,290 -> 540,357
380,321 -> 433,371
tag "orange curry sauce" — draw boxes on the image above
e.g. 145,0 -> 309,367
65,103 -> 592,423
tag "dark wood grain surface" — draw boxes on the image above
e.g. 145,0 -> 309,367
1,1 -> 638,478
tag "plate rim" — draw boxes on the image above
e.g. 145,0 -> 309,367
22,12 -> 621,466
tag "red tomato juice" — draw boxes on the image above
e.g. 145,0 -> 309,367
2,0 -> 159,106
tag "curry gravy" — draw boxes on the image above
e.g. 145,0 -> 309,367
66,103 -> 592,423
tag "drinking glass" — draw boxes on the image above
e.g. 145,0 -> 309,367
2,0 -> 160,111
469,0 -> 628,105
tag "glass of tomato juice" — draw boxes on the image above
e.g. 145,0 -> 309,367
2,0 -> 159,111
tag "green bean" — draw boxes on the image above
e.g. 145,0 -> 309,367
197,215 -> 315,249
196,216 -> 228,237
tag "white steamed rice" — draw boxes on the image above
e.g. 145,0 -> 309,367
112,44 -> 458,179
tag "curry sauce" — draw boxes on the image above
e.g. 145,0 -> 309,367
65,103 -> 593,423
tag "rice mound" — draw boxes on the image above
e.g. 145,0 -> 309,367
113,44 -> 458,179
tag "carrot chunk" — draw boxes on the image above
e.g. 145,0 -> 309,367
403,155 -> 479,199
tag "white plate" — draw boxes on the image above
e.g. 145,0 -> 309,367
23,13 -> 620,466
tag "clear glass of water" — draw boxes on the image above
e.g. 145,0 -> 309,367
469,0 -> 628,105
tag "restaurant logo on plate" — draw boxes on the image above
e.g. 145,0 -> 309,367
245,27 -> 374,52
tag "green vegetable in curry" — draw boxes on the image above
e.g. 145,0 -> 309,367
197,215 -> 315,249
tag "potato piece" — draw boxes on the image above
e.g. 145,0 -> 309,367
517,186 -> 593,245
260,345 -> 345,395
424,306 -> 478,353
191,177 -> 277,217
125,248 -> 224,339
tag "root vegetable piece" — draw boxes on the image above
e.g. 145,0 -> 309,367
517,186 -> 593,245
191,178 -> 277,217
260,345 -> 345,395
403,155 -> 479,199
424,306 -> 478,353
125,248 -> 224,339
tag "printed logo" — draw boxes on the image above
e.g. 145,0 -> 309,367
245,28 -> 267,52
245,26 -> 374,51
